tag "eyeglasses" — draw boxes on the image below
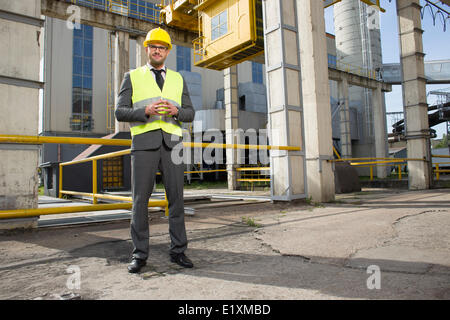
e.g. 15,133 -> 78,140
149,45 -> 168,51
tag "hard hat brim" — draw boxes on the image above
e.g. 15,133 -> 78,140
143,40 -> 172,50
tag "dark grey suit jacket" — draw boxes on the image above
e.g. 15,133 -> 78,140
115,70 -> 195,150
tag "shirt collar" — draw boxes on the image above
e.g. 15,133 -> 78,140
147,63 -> 166,73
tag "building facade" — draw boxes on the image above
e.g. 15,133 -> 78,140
40,0 -> 382,189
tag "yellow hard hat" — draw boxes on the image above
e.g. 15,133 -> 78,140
143,28 -> 172,50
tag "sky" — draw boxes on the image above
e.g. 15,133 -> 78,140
324,0 -> 450,139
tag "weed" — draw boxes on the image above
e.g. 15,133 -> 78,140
313,202 -> 325,208
305,196 -> 324,208
242,217 -> 262,228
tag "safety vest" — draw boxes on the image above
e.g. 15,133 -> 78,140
129,66 -> 183,137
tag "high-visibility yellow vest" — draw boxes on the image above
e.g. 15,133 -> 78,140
129,66 -> 183,137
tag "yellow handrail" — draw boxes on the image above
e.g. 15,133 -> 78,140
434,162 -> 450,181
187,142 -> 301,151
0,135 -> 131,146
61,149 -> 131,167
332,145 -> 341,159
58,149 -> 170,216
0,203 -> 134,219
349,160 -> 406,166
2,134 -> 448,219
336,60 -> 378,79
330,157 -> 424,162
332,157 -> 427,181
236,167 -> 270,171
0,135 -> 301,151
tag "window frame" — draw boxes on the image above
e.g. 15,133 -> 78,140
177,45 -> 192,72
211,9 -> 228,42
71,24 -> 94,132
252,62 -> 263,84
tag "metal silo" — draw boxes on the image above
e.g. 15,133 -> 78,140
334,0 -> 383,161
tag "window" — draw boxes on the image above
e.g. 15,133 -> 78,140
71,24 -> 93,132
177,46 -> 191,72
110,0 -> 129,16
64,0 -> 159,22
46,167 -> 53,189
211,10 -> 228,41
74,0 -> 98,9
328,54 -> 337,68
129,0 -> 159,23
239,95 -> 246,111
252,62 -> 263,84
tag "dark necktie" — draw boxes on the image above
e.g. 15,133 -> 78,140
152,69 -> 165,91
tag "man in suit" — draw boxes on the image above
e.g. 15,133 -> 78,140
115,28 -> 195,273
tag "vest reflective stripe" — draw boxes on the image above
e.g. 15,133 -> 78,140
129,66 -> 183,137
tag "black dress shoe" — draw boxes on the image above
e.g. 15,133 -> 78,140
127,258 -> 146,273
170,253 -> 193,268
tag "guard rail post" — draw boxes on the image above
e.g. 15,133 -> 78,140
93,160 -> 98,204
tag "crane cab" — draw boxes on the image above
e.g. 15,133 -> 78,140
159,1 -> 384,71
193,0 -> 264,71
160,0 -> 199,32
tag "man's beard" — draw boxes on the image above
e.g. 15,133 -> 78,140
149,56 -> 164,67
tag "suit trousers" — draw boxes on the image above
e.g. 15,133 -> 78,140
130,140 -> 187,261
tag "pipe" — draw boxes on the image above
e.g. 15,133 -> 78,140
391,102 -> 450,133
0,135 -> 131,146
0,203 -> 134,219
0,135 -> 301,151
60,190 -> 168,205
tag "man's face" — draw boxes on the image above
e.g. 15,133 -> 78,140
145,41 -> 170,68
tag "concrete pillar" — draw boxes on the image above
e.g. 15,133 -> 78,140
396,0 -> 432,189
224,66 -> 239,190
297,0 -> 335,202
114,31 -> 130,133
135,36 -> 147,68
263,0 -> 306,201
0,1 -> 43,229
372,83 -> 388,178
338,77 -> 352,159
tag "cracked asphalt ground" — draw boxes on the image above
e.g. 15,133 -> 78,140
0,188 -> 449,300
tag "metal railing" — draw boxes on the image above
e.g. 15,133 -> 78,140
331,155 -> 450,181
432,155 -> 450,180
65,0 -> 161,23
59,148 -> 170,216
435,163 -> 450,180
331,157 -> 415,181
193,36 -> 205,64
330,60 -> 379,80
1,134 -> 448,220
0,135 -> 300,219
236,166 -> 270,191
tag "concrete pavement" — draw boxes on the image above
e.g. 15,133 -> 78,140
0,188 -> 448,300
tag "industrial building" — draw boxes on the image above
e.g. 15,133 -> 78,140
40,13 -> 270,162
39,0 -> 378,191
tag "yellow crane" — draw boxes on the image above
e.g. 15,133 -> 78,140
160,0 -> 263,70
159,0 -> 385,71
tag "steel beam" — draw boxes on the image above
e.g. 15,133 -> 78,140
41,0 -> 197,46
